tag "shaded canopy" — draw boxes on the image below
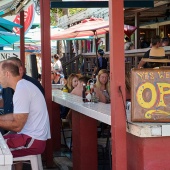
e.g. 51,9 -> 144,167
0,17 -> 22,32
51,17 -> 137,40
51,18 -> 109,40
0,31 -> 20,47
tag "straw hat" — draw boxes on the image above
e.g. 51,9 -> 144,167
142,58 -> 170,63
142,47 -> 170,63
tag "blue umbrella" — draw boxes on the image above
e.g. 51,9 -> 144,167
0,31 -> 20,47
0,17 -> 22,32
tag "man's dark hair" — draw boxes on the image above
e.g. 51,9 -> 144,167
151,35 -> 161,46
98,49 -> 104,56
7,57 -> 22,67
0,60 -> 20,76
140,36 -> 144,41
125,36 -> 130,42
78,76 -> 90,84
53,54 -> 59,60
162,37 -> 169,43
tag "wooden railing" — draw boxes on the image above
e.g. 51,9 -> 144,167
61,46 -> 170,76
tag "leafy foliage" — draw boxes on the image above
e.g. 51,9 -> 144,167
50,8 -> 86,26
69,8 -> 86,16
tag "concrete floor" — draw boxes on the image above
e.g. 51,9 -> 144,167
21,131 -> 110,170
20,148 -> 72,170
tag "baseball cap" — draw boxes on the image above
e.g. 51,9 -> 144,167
98,49 -> 104,55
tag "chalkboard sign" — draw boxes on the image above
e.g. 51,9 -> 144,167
131,68 -> 170,122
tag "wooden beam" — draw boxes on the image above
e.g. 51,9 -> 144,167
40,0 -> 53,168
109,0 -> 127,169
20,10 -> 25,65
50,0 -> 154,8
51,1 -> 108,8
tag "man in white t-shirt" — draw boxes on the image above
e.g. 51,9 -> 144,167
0,60 -> 50,169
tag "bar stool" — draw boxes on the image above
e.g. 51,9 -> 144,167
13,154 -> 43,170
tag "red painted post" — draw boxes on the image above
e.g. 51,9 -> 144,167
40,0 -> 53,167
52,102 -> 61,150
72,110 -> 98,170
109,0 -> 127,169
20,10 -> 25,65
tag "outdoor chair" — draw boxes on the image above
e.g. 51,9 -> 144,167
13,154 -> 43,170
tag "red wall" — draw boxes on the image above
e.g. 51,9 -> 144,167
127,133 -> 170,170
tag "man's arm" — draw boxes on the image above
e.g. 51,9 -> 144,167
0,113 -> 28,132
137,49 -> 150,68
94,88 -> 107,103
137,60 -> 146,68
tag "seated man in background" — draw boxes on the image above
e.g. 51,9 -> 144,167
161,37 -> 169,47
51,71 -> 64,84
0,57 -> 45,135
138,35 -> 166,68
140,36 -> 150,49
71,76 -> 90,96
124,42 -> 135,50
66,76 -> 90,121
0,60 -> 50,170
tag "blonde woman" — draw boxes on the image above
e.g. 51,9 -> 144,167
67,73 -> 81,93
94,69 -> 110,103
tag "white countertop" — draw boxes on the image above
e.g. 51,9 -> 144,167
52,89 -> 111,125
52,90 -> 170,138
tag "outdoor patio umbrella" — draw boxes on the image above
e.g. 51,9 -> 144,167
124,25 -> 137,37
51,18 -> 109,68
0,31 -> 20,47
0,17 -> 22,32
51,18 -> 109,40
51,17 -> 137,68
51,18 -> 137,40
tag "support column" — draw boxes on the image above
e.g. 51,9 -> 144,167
52,102 -> 61,151
72,111 -> 98,170
109,0 -> 127,169
135,12 -> 140,49
40,0 -> 53,167
20,10 -> 25,65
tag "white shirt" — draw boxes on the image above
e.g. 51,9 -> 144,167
13,79 -> 51,140
53,60 -> 63,72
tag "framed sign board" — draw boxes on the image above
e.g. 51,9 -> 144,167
131,68 -> 170,122
0,51 -> 20,61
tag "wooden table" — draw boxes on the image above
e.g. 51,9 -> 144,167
0,133 -> 13,170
